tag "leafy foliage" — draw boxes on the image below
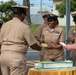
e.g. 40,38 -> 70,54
0,0 -> 17,22
56,0 -> 76,17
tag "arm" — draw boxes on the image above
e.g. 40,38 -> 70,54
52,44 -> 62,49
69,28 -> 75,43
69,36 -> 75,43
35,25 -> 45,44
64,44 -> 76,50
35,36 -> 44,44
30,43 -> 42,51
24,26 -> 42,51
46,44 -> 62,49
46,29 -> 65,49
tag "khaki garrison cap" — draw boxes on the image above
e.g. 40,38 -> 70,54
42,13 -> 50,18
46,12 -> 58,22
47,12 -> 58,17
12,5 -> 28,15
71,11 -> 76,16
12,5 -> 28,9
42,12 -> 58,19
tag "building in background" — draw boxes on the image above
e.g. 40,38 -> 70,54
30,0 -> 74,26
1,0 -> 74,25
30,0 -> 53,24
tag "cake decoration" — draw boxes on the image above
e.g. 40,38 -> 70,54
34,60 -> 73,70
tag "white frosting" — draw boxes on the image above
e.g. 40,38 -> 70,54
34,61 -> 73,70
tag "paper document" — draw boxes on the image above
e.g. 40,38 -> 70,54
60,42 -> 66,46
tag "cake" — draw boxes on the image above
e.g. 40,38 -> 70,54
34,60 -> 73,70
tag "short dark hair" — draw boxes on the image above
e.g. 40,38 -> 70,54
42,14 -> 49,18
72,15 -> 76,22
12,7 -> 26,16
47,15 -> 57,22
47,15 -> 59,24
0,19 -> 3,28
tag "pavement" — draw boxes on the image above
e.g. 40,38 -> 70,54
26,48 -> 40,75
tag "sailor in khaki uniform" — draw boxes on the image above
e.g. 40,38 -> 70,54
36,13 -> 49,39
69,11 -> 76,66
0,6 -> 42,75
35,13 -> 49,61
42,13 -> 65,61
0,19 -> 3,75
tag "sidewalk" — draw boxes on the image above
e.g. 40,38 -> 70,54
26,48 -> 40,75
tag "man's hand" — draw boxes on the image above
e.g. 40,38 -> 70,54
35,36 -> 44,44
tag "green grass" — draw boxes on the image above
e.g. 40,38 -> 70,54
29,24 -> 40,35
29,24 -> 74,36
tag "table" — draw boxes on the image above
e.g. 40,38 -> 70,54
28,67 -> 76,75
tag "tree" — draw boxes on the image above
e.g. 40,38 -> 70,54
56,0 -> 76,17
0,0 -> 17,22
23,0 -> 31,25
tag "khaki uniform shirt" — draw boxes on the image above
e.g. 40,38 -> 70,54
42,26 -> 65,61
36,23 -> 48,38
35,23 -> 48,61
69,26 -> 76,59
1,17 -> 35,53
69,26 -> 76,43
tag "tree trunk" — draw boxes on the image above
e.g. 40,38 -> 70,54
23,0 -> 31,25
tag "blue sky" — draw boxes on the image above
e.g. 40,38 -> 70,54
1,0 -> 53,6
14,0 -> 23,5
0,0 -> 23,5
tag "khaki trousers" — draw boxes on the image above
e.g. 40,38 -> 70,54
1,51 -> 26,75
